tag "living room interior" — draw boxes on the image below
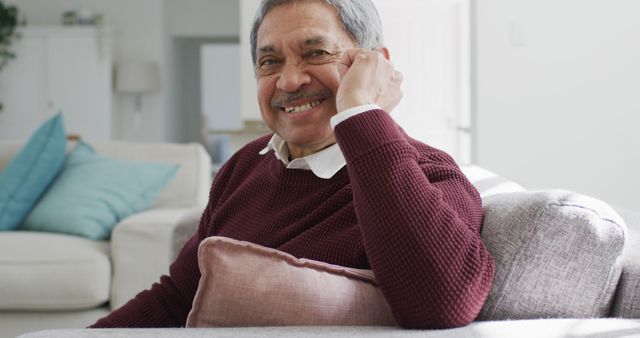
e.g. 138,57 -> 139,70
2,0 -> 637,210
1,0 -> 640,337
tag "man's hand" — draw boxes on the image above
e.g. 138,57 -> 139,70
336,48 -> 403,113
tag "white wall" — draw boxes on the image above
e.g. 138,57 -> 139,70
10,0 -> 168,141
167,0 -> 238,37
474,0 -> 640,210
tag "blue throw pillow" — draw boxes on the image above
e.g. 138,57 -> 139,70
0,114 -> 66,231
21,141 -> 179,240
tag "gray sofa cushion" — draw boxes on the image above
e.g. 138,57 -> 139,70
611,206 -> 640,317
479,190 -> 627,320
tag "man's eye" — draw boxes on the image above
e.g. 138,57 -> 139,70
304,50 -> 336,65
260,59 -> 281,67
306,50 -> 331,58
257,58 -> 283,75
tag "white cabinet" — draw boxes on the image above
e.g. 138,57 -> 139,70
0,26 -> 112,141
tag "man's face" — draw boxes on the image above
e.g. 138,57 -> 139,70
255,0 -> 357,159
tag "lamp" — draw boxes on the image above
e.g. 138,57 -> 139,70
114,61 -> 160,138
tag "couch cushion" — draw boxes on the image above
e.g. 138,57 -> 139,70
0,231 -> 110,310
21,141 -> 178,240
479,190 -> 627,320
1,141 -> 212,212
610,206 -> 640,317
186,237 -> 397,327
0,114 -> 66,231
90,142 -> 212,210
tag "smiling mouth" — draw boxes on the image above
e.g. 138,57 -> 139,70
281,99 -> 323,114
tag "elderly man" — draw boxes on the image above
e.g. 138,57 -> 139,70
91,0 -> 494,329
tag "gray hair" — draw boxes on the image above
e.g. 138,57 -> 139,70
250,0 -> 384,65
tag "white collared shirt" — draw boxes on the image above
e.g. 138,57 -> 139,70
259,104 -> 381,179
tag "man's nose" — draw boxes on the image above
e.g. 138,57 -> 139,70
276,62 -> 311,93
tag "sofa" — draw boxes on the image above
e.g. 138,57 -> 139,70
9,157 -> 640,337
0,140 -> 212,338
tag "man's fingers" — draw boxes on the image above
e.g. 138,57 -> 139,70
338,49 -> 365,78
335,48 -> 403,112
339,49 -> 360,67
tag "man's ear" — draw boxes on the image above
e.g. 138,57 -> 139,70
376,47 -> 390,60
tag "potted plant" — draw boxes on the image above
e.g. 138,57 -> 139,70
0,1 -> 26,111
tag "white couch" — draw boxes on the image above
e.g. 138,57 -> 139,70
0,141 -> 212,337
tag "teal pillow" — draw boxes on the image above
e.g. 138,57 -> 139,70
0,114 -> 66,231
22,141 -> 179,240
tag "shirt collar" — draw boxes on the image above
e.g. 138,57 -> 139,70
259,134 -> 346,179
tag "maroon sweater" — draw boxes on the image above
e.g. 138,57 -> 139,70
91,110 -> 494,329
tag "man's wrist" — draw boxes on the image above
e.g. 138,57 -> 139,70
331,104 -> 382,129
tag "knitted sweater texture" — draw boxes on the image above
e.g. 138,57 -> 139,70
91,110 -> 494,329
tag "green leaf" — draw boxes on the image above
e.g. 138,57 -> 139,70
0,0 -> 22,73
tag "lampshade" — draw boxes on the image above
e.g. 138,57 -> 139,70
114,61 -> 160,93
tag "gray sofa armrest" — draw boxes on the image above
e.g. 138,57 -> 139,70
479,190 -> 626,319
611,207 -> 640,317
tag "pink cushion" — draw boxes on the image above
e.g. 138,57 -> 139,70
186,236 -> 398,327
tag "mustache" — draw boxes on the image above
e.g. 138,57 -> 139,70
270,89 -> 332,108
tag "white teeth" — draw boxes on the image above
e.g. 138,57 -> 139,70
284,100 -> 321,113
